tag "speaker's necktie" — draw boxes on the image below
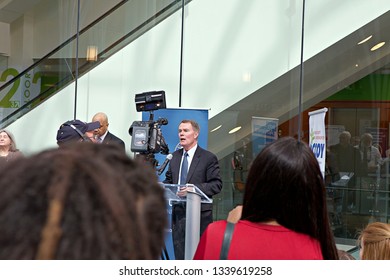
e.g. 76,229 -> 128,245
180,152 -> 188,184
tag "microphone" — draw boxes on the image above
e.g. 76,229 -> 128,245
158,154 -> 173,175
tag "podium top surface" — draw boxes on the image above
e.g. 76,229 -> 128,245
160,183 -> 212,204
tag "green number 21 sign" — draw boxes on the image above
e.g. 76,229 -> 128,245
0,68 -> 41,108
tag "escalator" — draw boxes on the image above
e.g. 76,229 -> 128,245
2,0 -> 389,156
0,0 -> 188,128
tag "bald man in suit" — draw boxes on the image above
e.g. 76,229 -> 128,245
92,112 -> 125,151
164,119 -> 222,259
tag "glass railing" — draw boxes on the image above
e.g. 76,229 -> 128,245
326,160 -> 390,241
0,0 -> 186,128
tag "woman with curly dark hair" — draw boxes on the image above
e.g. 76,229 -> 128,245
0,142 -> 166,260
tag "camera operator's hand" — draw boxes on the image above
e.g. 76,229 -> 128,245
177,185 -> 194,197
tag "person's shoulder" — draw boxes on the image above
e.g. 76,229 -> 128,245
329,143 -> 338,149
372,145 -> 380,153
196,146 -> 217,157
5,150 -> 24,162
12,150 -> 24,158
206,220 -> 228,232
172,149 -> 183,156
107,131 -> 124,143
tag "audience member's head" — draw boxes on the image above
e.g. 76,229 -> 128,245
338,131 -> 351,146
0,129 -> 19,152
0,143 -> 166,259
373,143 -> 383,156
241,136 -> 338,259
92,112 -> 109,138
358,222 -> 390,260
0,129 -> 24,166
56,120 -> 100,145
337,249 -> 356,260
360,133 -> 373,148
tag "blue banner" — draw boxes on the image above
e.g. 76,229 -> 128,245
251,117 -> 279,157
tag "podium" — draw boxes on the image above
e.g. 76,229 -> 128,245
161,183 -> 212,260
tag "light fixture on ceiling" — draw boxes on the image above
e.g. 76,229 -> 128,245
242,71 -> 251,82
229,126 -> 241,134
370,42 -> 385,51
210,125 -> 222,132
86,46 -> 98,61
357,35 -> 372,45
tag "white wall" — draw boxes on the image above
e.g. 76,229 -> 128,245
0,22 -> 10,56
7,0 -> 390,155
32,0 -> 122,58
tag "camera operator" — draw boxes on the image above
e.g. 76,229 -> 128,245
56,120 -> 100,146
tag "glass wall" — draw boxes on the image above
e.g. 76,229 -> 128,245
200,2 -> 390,247
1,0 -> 390,248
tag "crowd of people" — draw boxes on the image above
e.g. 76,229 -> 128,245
328,131 -> 387,184
1,117 -> 390,260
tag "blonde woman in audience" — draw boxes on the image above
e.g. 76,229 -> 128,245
0,129 -> 23,167
358,222 -> 390,260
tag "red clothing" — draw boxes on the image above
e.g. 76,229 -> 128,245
193,220 -> 323,260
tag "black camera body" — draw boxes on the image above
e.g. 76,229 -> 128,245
129,118 -> 169,155
129,90 -> 169,167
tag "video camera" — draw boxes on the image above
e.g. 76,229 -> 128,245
129,91 -> 169,167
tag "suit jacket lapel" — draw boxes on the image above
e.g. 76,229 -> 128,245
173,149 -> 184,184
187,147 -> 201,182
103,132 -> 111,144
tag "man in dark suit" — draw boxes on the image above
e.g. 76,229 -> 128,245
329,131 -> 360,174
163,119 -> 222,259
92,112 -> 125,151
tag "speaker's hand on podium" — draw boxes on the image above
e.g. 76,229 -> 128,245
177,185 -> 194,197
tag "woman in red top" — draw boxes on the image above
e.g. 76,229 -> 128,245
194,137 -> 338,260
